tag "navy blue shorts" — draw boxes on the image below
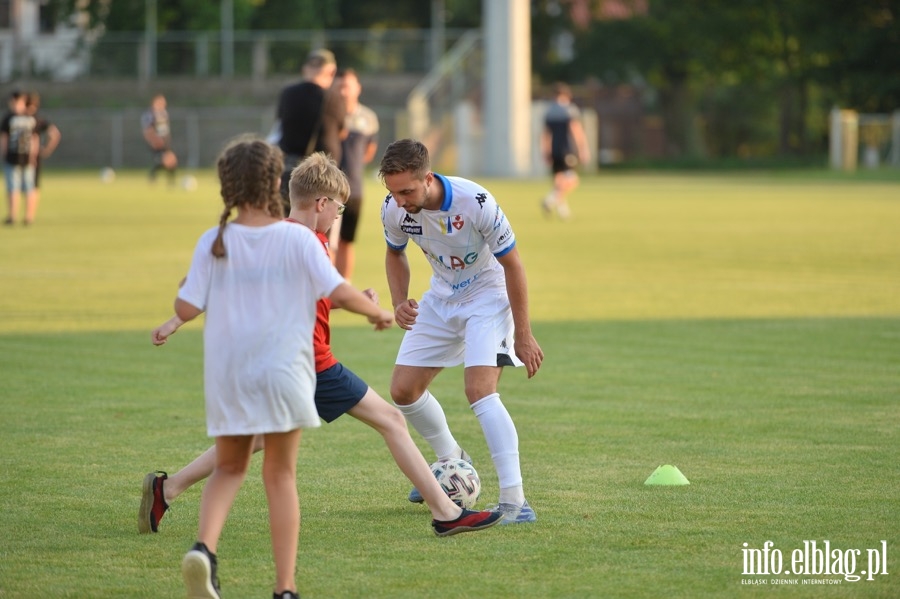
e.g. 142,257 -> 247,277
315,362 -> 368,423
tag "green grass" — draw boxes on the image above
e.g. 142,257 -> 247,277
0,170 -> 898,598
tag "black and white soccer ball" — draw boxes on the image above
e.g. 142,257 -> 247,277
430,458 -> 481,508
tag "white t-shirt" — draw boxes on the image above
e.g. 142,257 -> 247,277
381,174 -> 516,302
178,221 -> 344,436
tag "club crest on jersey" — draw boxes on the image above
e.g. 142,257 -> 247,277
400,214 -> 422,235
441,214 -> 465,235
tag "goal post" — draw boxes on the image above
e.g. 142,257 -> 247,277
830,108 -> 900,171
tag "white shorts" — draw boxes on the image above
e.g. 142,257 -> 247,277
396,290 -> 524,368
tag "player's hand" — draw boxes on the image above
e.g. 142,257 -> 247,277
151,325 -> 173,346
362,288 -> 379,304
394,299 -> 419,330
368,308 -> 394,331
514,332 -> 544,378
151,316 -> 182,346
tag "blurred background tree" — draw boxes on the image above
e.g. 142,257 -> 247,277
541,0 -> 899,160
49,0 -> 898,163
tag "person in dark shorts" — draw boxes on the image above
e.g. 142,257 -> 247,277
1,90 -> 39,225
539,82 -> 590,219
330,68 -> 380,280
25,92 -> 61,220
139,153 -> 501,544
141,94 -> 177,185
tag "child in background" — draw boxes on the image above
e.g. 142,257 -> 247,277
25,92 -> 61,221
1,91 -> 39,225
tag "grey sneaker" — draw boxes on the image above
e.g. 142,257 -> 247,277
182,542 -> 221,599
408,449 -> 472,504
488,500 -> 537,525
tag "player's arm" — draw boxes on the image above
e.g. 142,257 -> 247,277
496,248 -> 544,378
151,298 -> 203,346
143,126 -> 162,150
329,283 -> 393,330
540,126 -> 552,163
41,123 -> 61,158
330,287 -> 378,310
329,91 -> 349,141
0,131 -> 8,156
29,133 -> 40,164
570,118 -> 590,165
363,138 -> 378,165
385,245 -> 418,330
141,113 -> 164,150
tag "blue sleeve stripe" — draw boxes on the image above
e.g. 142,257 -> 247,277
386,240 -> 407,251
493,241 -> 516,258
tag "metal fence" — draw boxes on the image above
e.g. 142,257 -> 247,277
43,104 -> 403,170
7,29 -> 474,81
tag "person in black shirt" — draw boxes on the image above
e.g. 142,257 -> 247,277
539,83 -> 590,220
274,49 -> 346,214
330,68 -> 379,281
142,94 -> 178,185
26,92 -> 61,216
1,91 -> 39,225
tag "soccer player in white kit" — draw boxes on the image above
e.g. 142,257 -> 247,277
378,139 -> 544,524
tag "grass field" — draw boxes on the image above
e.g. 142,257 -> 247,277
0,168 -> 898,598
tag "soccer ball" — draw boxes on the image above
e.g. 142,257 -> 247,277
181,175 -> 198,191
430,458 -> 481,508
100,167 -> 115,183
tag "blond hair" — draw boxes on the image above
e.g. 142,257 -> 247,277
288,152 -> 349,209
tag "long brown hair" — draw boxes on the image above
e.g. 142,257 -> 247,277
211,136 -> 284,257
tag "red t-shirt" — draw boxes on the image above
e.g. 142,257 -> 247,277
285,218 -> 338,373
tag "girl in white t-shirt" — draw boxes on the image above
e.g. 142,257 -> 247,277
151,136 -> 392,599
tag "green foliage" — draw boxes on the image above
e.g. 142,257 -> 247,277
552,0 -> 899,159
0,170 -> 898,597
58,0 -> 482,32
50,2 -> 899,161
56,0 -> 258,32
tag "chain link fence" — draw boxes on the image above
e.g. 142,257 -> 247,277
3,29 -> 473,81
43,104 -> 401,170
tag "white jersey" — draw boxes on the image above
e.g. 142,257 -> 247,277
381,174 -> 516,302
178,221 -> 344,437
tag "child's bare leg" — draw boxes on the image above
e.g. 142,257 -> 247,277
262,429 -> 302,595
349,389 -> 463,521
166,435 -> 264,503
196,435 -> 255,553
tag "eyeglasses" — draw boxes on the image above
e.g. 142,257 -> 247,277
323,196 -> 346,215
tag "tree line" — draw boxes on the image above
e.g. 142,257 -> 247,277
56,0 -> 899,161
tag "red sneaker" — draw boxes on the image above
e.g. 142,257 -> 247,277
138,471 -> 169,533
432,508 -> 503,537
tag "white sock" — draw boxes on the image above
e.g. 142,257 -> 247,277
394,390 -> 459,459
470,393 -> 525,505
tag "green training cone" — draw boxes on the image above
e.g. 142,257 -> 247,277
644,464 -> 690,486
